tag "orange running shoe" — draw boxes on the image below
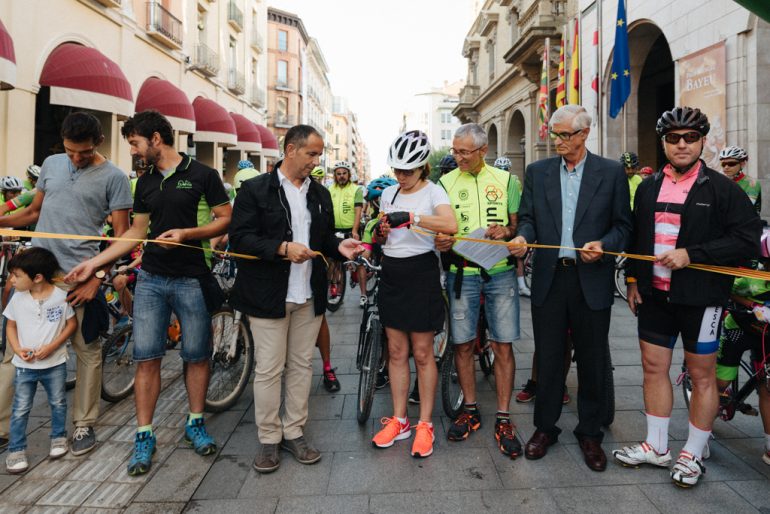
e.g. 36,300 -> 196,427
411,421 -> 435,458
372,417 -> 411,448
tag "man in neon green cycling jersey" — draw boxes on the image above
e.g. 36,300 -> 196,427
327,161 -> 363,304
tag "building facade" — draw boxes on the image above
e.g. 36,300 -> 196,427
303,38 -> 334,170
0,0 -> 281,180
401,80 -> 465,151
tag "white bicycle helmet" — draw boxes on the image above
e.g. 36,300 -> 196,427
333,161 -> 352,171
26,165 -> 41,179
1,176 -> 24,191
387,130 -> 431,170
494,156 -> 512,171
718,146 -> 748,161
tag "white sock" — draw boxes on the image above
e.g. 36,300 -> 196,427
396,416 -> 408,426
517,276 -> 526,287
764,433 -> 770,451
682,422 -> 711,459
645,413 -> 670,454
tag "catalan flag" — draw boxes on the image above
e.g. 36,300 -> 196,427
556,38 -> 566,108
568,18 -> 580,105
609,0 -> 631,118
537,43 -> 550,140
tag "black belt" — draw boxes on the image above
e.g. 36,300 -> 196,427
557,257 -> 577,267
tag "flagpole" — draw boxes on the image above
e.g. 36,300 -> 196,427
597,0 -> 603,155
621,0 -> 627,151
546,37 -> 551,158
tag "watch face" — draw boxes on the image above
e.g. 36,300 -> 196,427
95,271 -> 106,279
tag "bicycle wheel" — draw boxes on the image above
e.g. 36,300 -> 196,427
614,256 -> 628,301
601,344 -> 615,427
440,343 -> 464,419
680,363 -> 694,411
523,250 -> 534,290
357,316 -> 383,425
365,255 -> 380,296
205,307 -> 254,413
65,342 -> 77,391
477,315 -> 493,376
326,262 -> 347,312
101,325 -> 136,402
433,297 -> 450,361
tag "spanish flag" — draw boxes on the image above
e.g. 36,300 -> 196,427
568,18 -> 580,105
556,38 -> 566,108
537,43 -> 550,140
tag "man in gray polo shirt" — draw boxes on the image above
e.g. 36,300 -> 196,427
0,112 -> 132,455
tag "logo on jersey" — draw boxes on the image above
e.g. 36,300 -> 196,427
459,189 -> 469,201
176,180 -> 193,190
485,185 -> 503,202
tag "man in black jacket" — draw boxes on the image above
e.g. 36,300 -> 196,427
509,105 -> 633,472
228,125 -> 360,474
613,107 -> 761,488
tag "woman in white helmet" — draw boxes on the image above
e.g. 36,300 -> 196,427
719,146 -> 760,215
371,130 -> 457,458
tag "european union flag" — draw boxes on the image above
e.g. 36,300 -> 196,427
609,0 -> 631,118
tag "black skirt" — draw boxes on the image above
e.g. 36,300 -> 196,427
378,251 -> 445,333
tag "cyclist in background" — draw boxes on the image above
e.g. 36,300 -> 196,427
493,156 -> 530,298
327,161 -> 363,305
355,176 -> 396,307
621,152 -> 643,210
233,159 -> 261,192
715,232 -> 770,465
720,146 -> 760,215
0,166 -> 40,217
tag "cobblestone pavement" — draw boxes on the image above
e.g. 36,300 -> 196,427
1,295 -> 769,513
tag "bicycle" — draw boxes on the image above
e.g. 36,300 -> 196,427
352,256 -> 384,424
614,255 -> 628,301
326,232 -> 350,312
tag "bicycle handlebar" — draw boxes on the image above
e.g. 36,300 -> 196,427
344,256 -> 382,272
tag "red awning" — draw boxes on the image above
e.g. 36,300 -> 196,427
0,18 -> 15,90
192,97 -> 237,146
135,77 -> 195,133
255,124 -> 280,158
229,113 -> 261,152
39,43 -> 133,116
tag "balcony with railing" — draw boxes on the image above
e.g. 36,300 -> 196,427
250,84 -> 265,108
250,29 -> 263,53
191,44 -> 220,77
228,0 -> 243,31
146,2 -> 183,49
274,114 -> 297,128
228,68 -> 246,95
452,85 -> 481,123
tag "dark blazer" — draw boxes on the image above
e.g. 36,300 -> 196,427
228,168 -> 342,319
516,151 -> 633,310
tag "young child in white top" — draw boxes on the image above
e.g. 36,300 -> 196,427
3,247 -> 77,474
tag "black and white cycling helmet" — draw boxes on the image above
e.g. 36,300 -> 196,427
1,176 -> 24,191
26,165 -> 41,180
718,146 -> 748,161
333,161 -> 352,171
387,130 -> 431,170
655,107 -> 710,137
494,156 -> 512,171
619,152 -> 640,168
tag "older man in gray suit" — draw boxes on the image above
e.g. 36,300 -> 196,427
509,105 -> 632,471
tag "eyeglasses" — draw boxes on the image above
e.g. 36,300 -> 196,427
393,169 -> 416,177
720,160 -> 741,168
662,131 -> 702,145
449,146 -> 483,158
548,129 -> 583,141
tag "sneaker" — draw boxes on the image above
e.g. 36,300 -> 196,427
411,421 -> 434,458
71,426 -> 97,456
408,386 -> 420,404
671,450 -> 705,487
495,419 -> 523,458
372,417 -> 411,448
563,391 -> 571,404
359,295 -> 368,308
519,284 -> 531,297
127,431 -> 156,476
763,448 -> 770,466
515,380 -> 536,403
5,450 -> 28,474
49,437 -> 68,459
323,368 -> 341,393
613,441 -> 672,468
0,437 -> 8,450
447,411 -> 482,441
281,436 -> 321,464
115,315 -> 131,330
184,417 -> 217,456
253,443 -> 280,473
375,368 -> 389,390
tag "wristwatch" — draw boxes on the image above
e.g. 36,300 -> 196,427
94,270 -> 107,281
413,214 -> 421,226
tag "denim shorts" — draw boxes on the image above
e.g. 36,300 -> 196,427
133,270 -> 212,363
446,269 -> 520,344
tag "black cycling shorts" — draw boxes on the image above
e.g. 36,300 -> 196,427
638,290 -> 722,354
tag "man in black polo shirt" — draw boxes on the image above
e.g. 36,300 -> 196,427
66,110 -> 232,476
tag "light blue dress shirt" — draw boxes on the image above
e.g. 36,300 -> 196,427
558,153 -> 587,258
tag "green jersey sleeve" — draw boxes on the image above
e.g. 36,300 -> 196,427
362,218 -> 379,245
354,186 -> 364,206
507,175 -> 522,214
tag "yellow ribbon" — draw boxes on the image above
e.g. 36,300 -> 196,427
410,227 -> 770,281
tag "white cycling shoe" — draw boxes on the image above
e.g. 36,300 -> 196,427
612,441 -> 672,468
670,450 -> 705,488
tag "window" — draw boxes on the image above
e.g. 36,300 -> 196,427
488,41 -> 495,78
197,9 -> 207,42
335,134 -> 340,144
251,58 -> 258,86
441,112 -> 452,124
278,30 -> 288,51
276,97 -> 288,124
277,60 -> 288,86
441,130 -> 451,140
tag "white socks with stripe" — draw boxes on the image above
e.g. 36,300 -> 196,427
682,421 -> 711,459
645,413 -> 670,454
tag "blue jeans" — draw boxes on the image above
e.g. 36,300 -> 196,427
446,269 -> 520,344
133,270 -> 212,363
9,363 -> 67,452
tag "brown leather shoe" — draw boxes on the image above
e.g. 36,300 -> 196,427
253,443 -> 280,473
524,430 -> 557,460
579,439 -> 607,472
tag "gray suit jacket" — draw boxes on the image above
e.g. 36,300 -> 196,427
516,151 -> 633,310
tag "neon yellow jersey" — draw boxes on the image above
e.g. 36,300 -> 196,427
362,217 -> 379,245
439,164 -> 521,273
329,182 -> 364,229
628,174 -> 642,210
234,168 -> 260,190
